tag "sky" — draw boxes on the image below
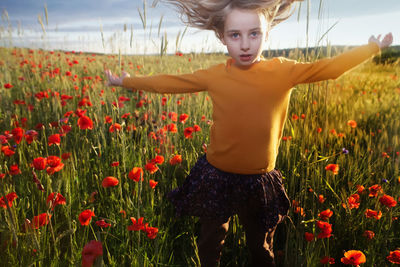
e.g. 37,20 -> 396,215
0,0 -> 399,54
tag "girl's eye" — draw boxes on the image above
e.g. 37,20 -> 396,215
251,31 -> 259,37
231,33 -> 239,38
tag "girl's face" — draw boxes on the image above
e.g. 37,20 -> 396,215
220,8 -> 269,69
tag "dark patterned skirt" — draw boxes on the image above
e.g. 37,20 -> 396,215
167,155 -> 290,231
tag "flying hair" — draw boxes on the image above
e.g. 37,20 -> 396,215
162,0 -> 303,39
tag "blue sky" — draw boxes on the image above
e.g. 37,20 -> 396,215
1,0 -> 399,54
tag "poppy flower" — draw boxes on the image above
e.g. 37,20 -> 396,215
144,226 -> 158,239
9,164 -> 21,176
304,232 -> 314,242
379,194 -> 397,207
110,161 -> 119,167
356,185 -> 365,194
320,256 -> 335,265
11,127 -> 24,144
127,217 -> 145,231
46,192 -> 66,210
79,209 -> 95,226
149,179 -> 158,189
341,250 -> 366,265
168,112 -> 177,121
145,163 -> 158,174
325,164 -> 339,175
318,209 -> 333,221
4,83 -> 13,89
31,213 -> 51,229
128,167 -> 143,182
347,120 -> 357,128
82,240 -> 103,267
292,114 -> 299,120
364,209 -> 382,220
61,152 -> 71,160
368,184 -> 383,197
109,123 -> 121,132
77,115 -> 93,130
95,219 -> 111,228
387,250 -> 400,264
316,221 -> 332,239
102,176 -> 119,188
318,194 -> 326,203
343,194 -> 360,210
48,134 -> 61,146
169,154 -> 182,165
193,125 -> 201,132
363,230 -> 375,240
166,123 -> 177,133
184,127 -> 194,139
46,156 -> 64,174
179,113 -> 189,123
1,146 -> 15,157
0,173 -> 5,179
0,192 -> 18,208
151,155 -> 164,165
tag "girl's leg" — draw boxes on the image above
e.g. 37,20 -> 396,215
197,217 -> 230,267
237,205 -> 277,267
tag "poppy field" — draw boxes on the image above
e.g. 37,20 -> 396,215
0,45 -> 399,266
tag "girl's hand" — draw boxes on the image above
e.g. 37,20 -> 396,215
104,69 -> 130,86
368,32 -> 393,49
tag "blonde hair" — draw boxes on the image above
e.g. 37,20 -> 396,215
163,0 -> 302,39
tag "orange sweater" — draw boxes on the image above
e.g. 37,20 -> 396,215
123,43 -> 380,174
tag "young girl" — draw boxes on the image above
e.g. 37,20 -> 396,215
105,1 -> 393,266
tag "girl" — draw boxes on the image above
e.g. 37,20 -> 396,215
105,0 -> 393,266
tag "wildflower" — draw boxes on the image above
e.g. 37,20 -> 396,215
9,164 -> 21,176
1,146 -> 15,157
166,123 -> 177,133
364,209 -> 382,220
61,152 -> 71,160
149,179 -> 158,189
127,217 -> 145,231
110,161 -> 119,167
342,148 -> 349,154
144,226 -> 158,239
168,112 -> 177,121
368,184 -> 383,197
46,155 -> 64,175
102,176 -> 119,188
128,167 -> 143,182
109,123 -> 121,132
0,192 -> 18,208
318,194 -> 326,203
151,155 -> 164,165
31,213 -> 51,229
4,83 -> 13,89
320,256 -> 335,265
179,113 -> 189,123
379,194 -> 397,207
317,127 -> 322,133
341,250 -> 366,265
169,154 -> 182,165
363,230 -> 375,240
184,127 -> 194,138
11,127 -> 25,144
387,250 -> 400,264
79,209 -> 95,226
304,232 -> 314,242
145,162 -> 159,174
325,164 -> 339,175
95,220 -> 111,228
316,221 -> 332,239
48,134 -> 61,146
356,185 -> 365,194
292,114 -> 299,120
344,194 -> 360,210
89,191 -> 97,203
77,115 -> 93,130
46,192 -> 66,210
82,240 -> 103,267
347,120 -> 357,128
318,209 -> 333,221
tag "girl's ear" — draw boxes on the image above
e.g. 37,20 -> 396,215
218,32 -> 226,45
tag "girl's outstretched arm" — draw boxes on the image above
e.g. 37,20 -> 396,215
104,68 -> 209,94
289,32 -> 393,85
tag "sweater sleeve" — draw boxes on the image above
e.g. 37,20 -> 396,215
122,68 -> 209,94
289,42 -> 380,85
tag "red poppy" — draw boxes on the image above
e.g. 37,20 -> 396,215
184,127 -> 194,139
0,173 -> 5,179
292,114 -> 299,120
149,179 -> 158,189
304,232 -> 314,242
109,123 -> 121,132
168,112 -> 177,122
82,240 -> 103,267
48,134 -> 61,146
1,146 -> 15,157
46,192 -> 66,210
320,256 -> 335,265
127,217 -> 145,231
318,209 -> 333,221
368,184 -> 383,197
95,219 -> 111,228
387,250 -> 400,264
59,125 -> 71,135
145,163 -> 158,174
144,226 -> 158,239
343,194 -> 360,210
0,192 -> 18,208
79,209 -> 95,226
11,127 -> 25,144
4,83 -> 13,89
179,113 -> 189,123
316,221 -> 332,239
193,125 -> 201,132
102,176 -> 119,188
341,250 -> 366,265
318,194 -> 326,203
325,164 -> 339,175
77,115 -> 93,130
364,209 -> 382,220
363,230 -> 375,240
128,167 -> 143,182
169,154 -> 182,165
61,152 -> 71,160
356,185 -> 365,194
379,194 -> 397,207
31,213 -> 51,229
110,161 -> 119,167
46,156 -> 64,174
9,164 -> 21,176
166,123 -> 177,133
347,120 -> 357,128
151,155 -> 164,165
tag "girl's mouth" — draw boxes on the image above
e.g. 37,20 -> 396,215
239,54 -> 252,62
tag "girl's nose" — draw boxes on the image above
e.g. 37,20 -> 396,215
241,37 -> 250,51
